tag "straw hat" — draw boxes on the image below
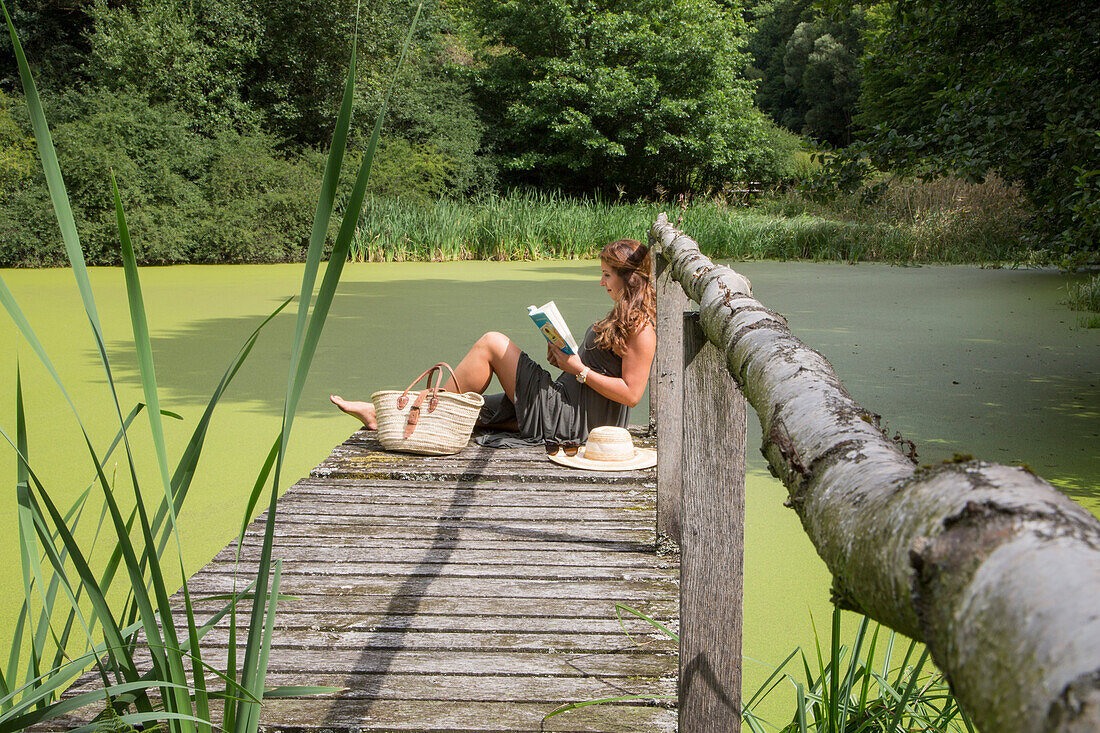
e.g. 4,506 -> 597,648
546,426 -> 657,471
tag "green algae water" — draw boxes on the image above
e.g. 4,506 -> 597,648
1,261 -> 1097,720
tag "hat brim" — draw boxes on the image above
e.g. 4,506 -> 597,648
546,445 -> 657,471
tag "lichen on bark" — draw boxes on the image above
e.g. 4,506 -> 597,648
649,213 -> 1100,733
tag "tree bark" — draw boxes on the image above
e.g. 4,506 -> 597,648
649,213 -> 1100,733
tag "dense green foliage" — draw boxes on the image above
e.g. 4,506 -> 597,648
1,87 -> 322,264
746,0 -> 864,147
2,0 -> 1093,264
0,0 -> 496,264
853,0 -> 1099,262
0,0 -> 91,92
467,0 -> 788,194
347,185 -> 1028,263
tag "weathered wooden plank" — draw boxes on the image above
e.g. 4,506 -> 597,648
679,312 -> 746,730
214,545 -> 673,568
183,595 -> 678,619
255,518 -> 656,536
235,537 -> 659,554
42,681 -> 677,733
288,479 -> 655,501
212,671 -> 676,701
249,699 -> 676,732
653,251 -> 691,544
201,560 -> 674,581
191,628 -> 677,653
186,574 -> 678,599
280,486 -> 655,507
257,525 -> 658,547
313,464 -> 653,485
249,504 -> 656,523
100,648 -> 679,677
171,612 -> 673,635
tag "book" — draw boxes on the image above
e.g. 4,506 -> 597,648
527,301 -> 580,356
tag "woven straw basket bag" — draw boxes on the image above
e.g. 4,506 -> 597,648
371,363 -> 485,455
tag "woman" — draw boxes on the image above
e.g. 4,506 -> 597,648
330,238 -> 656,444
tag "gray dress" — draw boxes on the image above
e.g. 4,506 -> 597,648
478,325 -> 629,442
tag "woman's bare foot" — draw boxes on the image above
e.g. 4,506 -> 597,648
330,395 -> 377,430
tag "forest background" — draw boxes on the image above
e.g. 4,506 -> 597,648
0,0 -> 1097,268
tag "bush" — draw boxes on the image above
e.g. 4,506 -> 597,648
757,174 -> 1031,261
0,88 -> 329,265
742,118 -> 816,184
1064,274 -> 1100,328
191,131 -> 321,263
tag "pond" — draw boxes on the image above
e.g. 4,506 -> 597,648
1,260 -> 1096,718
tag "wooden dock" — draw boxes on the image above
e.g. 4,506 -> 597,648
48,428 -> 679,731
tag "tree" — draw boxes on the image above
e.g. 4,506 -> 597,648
468,0 -> 765,195
746,0 -> 864,146
84,0 -> 262,134
246,0 -> 490,194
0,0 -> 94,93
855,0 -> 1100,262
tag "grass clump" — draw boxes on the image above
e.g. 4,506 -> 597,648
350,179 -> 1032,265
547,604 -> 974,733
1063,274 -> 1100,328
757,174 -> 1032,263
1,2 -> 420,730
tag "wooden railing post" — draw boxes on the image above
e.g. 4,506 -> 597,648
652,214 -> 1100,732
652,248 -> 691,543
679,312 -> 747,732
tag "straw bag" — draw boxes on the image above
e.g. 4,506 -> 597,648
371,363 -> 485,455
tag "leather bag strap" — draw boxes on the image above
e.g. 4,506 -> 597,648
400,363 -> 464,438
396,363 -> 462,407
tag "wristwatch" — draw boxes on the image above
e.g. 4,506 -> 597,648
577,366 -> 590,384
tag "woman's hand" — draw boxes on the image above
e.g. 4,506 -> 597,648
547,343 -> 584,375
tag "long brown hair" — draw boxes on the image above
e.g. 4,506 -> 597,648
592,239 -> 655,355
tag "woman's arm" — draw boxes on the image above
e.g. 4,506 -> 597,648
548,323 -> 656,408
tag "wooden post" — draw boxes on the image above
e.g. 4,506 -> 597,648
653,249 -> 691,543
679,312 -> 746,732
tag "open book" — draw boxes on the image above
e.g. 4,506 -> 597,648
528,301 -> 580,356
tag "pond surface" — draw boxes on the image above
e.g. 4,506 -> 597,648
1,261 -> 1096,717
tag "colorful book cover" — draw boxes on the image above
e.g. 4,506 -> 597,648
527,301 -> 579,355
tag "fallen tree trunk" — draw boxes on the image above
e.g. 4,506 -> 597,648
649,213 -> 1100,733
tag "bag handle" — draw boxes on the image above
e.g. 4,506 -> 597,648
397,363 -> 464,439
396,362 -> 462,408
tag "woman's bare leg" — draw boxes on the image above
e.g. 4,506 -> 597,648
330,395 -> 377,429
445,331 -> 521,401
330,332 -> 520,429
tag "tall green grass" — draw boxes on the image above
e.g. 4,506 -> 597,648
350,183 -> 1031,264
1063,274 -> 1100,328
774,607 -> 974,733
0,3 -> 421,730
546,604 -> 974,733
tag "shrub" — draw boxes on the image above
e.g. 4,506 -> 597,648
191,131 -> 322,262
0,87 -> 330,265
0,87 -> 209,265
742,118 -> 816,184
1064,274 -> 1100,328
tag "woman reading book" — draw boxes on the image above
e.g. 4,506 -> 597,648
330,238 -> 656,446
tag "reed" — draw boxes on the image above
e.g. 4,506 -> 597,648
349,184 -> 1030,264
545,604 -> 974,733
774,606 -> 975,733
0,3 -> 421,731
1063,274 -> 1100,328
